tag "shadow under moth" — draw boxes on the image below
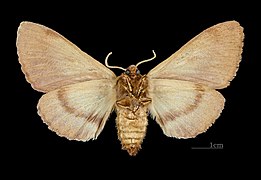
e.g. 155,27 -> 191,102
16,21 -> 244,156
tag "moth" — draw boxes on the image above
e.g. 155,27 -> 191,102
16,21 -> 244,156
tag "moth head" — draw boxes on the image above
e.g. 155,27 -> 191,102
125,65 -> 140,78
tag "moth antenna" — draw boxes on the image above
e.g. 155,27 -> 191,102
136,50 -> 156,67
105,52 -> 126,71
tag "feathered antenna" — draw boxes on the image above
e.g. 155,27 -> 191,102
136,50 -> 156,67
105,52 -> 126,71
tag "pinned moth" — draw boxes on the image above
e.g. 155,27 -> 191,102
16,21 -> 244,156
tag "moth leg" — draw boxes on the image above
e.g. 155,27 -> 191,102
116,97 -> 142,113
135,76 -> 152,106
140,97 -> 152,106
122,74 -> 133,92
116,98 -> 131,109
137,75 -> 148,97
120,75 -> 135,98
120,84 -> 135,98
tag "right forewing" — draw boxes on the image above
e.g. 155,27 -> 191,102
17,21 -> 115,92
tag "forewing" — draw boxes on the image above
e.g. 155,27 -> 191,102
148,79 -> 225,138
17,21 -> 116,92
37,79 -> 116,141
148,21 -> 244,89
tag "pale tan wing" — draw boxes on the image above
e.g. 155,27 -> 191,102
37,79 -> 116,141
148,21 -> 244,89
17,21 -> 116,92
148,79 -> 224,138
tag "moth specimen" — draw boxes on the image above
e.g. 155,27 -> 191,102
16,21 -> 244,156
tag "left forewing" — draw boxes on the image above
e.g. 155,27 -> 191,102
148,79 -> 225,138
148,21 -> 244,89
37,79 -> 116,141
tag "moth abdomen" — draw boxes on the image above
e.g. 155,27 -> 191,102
116,107 -> 148,156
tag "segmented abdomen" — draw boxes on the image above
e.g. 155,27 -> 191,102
116,107 -> 148,156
